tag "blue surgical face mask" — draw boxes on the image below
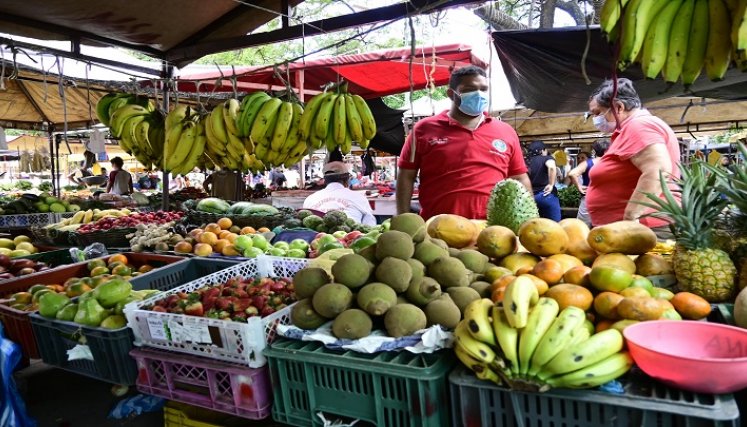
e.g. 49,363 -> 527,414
592,109 -> 616,133
456,90 -> 489,116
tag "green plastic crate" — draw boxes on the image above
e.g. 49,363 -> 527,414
449,366 -> 740,427
708,303 -> 735,326
19,249 -> 74,267
265,338 -> 456,427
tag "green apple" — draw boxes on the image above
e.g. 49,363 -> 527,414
243,247 -> 264,258
234,235 -> 253,251
332,230 -> 347,239
251,234 -> 269,251
268,247 -> 286,257
318,234 -> 338,248
319,241 -> 345,255
286,248 -> 306,258
273,241 -> 290,251
289,239 -> 309,253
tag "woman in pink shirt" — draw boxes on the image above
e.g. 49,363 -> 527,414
585,78 -> 680,236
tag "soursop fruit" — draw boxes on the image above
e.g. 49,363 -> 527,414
486,179 -> 539,234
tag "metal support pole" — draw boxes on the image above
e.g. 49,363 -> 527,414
161,63 -> 174,211
47,128 -> 57,197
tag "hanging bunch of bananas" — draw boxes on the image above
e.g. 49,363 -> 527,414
97,93 -> 166,170
233,92 -> 307,169
163,106 -> 210,175
601,0 -> 747,85
298,83 -> 377,156
454,276 -> 632,390
204,98 -> 260,172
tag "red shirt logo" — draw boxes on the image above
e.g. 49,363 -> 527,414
428,137 -> 449,146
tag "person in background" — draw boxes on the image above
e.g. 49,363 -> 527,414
721,155 -> 735,173
203,170 -> 243,201
168,173 -> 185,192
67,151 -> 97,185
269,167 -> 287,190
527,141 -> 561,221
303,161 -> 376,225
396,65 -> 531,219
569,140 -> 610,226
99,167 -> 109,188
585,78 -> 680,233
106,157 -> 133,195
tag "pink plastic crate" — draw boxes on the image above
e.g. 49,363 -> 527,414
130,348 -> 271,420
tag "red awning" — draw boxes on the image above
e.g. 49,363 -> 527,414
162,44 -> 487,99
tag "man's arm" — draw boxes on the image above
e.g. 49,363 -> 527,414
396,169 -> 418,215
509,173 -> 532,192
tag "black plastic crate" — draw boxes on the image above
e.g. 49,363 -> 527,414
449,366 -> 740,427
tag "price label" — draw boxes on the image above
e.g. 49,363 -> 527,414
146,317 -> 168,341
168,319 -> 212,344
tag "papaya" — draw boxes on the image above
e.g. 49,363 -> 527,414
587,221 -> 657,254
426,214 -> 479,249
518,218 -> 569,256
559,218 -> 598,264
616,296 -> 665,321
544,283 -> 593,311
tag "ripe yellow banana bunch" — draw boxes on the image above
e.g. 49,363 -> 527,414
164,106 -> 207,175
249,97 -> 307,168
298,88 -> 377,156
601,0 -> 747,84
111,102 -> 165,171
454,276 -> 632,390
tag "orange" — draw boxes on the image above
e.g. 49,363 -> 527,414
218,230 -> 232,239
241,226 -> 256,235
225,233 -> 238,244
593,291 -> 624,320
258,227 -> 271,233
217,218 -> 233,230
545,283 -> 593,311
547,253 -> 584,274
515,266 -> 534,276
204,223 -> 222,234
189,228 -> 203,238
563,266 -> 592,287
107,254 -> 128,266
138,265 -> 155,274
491,285 -> 508,303
531,259 -> 565,285
221,244 -> 240,257
670,292 -> 711,320
193,243 -> 213,257
490,275 -> 516,293
213,239 -> 230,252
200,231 -> 218,246
174,241 -> 193,254
111,264 -> 132,277
595,319 -> 614,333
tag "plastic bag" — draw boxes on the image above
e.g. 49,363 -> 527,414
69,243 -> 108,263
0,323 -> 37,427
108,394 -> 165,419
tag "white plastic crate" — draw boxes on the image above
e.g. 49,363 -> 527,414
0,212 -> 66,229
124,256 -> 309,367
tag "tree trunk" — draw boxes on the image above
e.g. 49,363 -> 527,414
591,0 -> 605,24
539,0 -> 557,28
556,0 -> 588,25
473,3 -> 528,30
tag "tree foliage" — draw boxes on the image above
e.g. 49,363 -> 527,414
474,0 -> 603,30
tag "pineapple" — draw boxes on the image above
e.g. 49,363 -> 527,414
640,161 -> 736,302
710,143 -> 747,291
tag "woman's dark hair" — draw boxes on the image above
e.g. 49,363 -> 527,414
449,65 -> 487,90
83,150 -> 97,168
590,78 -> 641,111
577,151 -> 591,159
592,139 -> 611,157
111,157 -> 124,168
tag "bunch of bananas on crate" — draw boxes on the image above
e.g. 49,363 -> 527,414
601,0 -> 747,84
299,86 -> 377,155
454,277 -> 632,390
44,208 -> 132,232
96,93 -> 166,170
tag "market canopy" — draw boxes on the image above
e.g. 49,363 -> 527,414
492,27 -> 747,113
156,44 -> 487,100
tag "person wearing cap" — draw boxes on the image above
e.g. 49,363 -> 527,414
396,65 -> 531,220
527,141 -> 561,221
302,161 -> 377,225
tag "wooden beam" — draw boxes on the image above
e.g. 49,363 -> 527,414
166,0 -> 482,64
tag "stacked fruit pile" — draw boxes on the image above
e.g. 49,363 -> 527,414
600,0 -> 747,83
45,208 -> 131,233
298,85 -> 376,154
77,211 -> 183,234
0,235 -> 39,259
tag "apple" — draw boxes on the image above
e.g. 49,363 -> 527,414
289,239 -> 309,253
268,247 -> 286,257
286,248 -> 306,258
234,235 -> 253,251
317,234 -> 338,249
273,241 -> 290,251
251,234 -> 269,251
343,231 -> 363,242
332,231 -> 347,239
243,247 -> 264,258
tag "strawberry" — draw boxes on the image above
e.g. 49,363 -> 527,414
202,287 -> 221,300
203,296 -> 218,311
152,306 -> 167,313
260,305 -> 275,316
221,287 -> 234,297
252,295 -> 268,310
232,289 -> 249,299
231,298 -> 252,313
232,312 -> 248,322
215,296 -> 236,311
184,301 -> 204,316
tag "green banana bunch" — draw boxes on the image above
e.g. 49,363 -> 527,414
454,283 -> 632,390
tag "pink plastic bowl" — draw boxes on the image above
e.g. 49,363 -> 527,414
623,320 -> 747,394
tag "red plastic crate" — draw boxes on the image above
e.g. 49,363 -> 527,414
0,252 -> 185,361
131,347 -> 272,420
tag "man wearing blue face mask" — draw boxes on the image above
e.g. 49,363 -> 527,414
396,66 -> 532,219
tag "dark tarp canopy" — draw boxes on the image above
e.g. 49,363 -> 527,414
492,27 -> 747,113
365,98 -> 406,156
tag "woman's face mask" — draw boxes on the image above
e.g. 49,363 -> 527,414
592,109 -> 617,133
456,90 -> 489,116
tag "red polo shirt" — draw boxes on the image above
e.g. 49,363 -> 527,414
398,110 -> 527,220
